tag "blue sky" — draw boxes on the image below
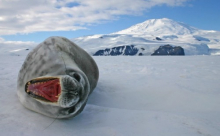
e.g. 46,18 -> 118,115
0,0 -> 219,43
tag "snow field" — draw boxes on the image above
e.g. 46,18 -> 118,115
0,55 -> 220,136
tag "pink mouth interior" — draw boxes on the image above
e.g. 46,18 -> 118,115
27,79 -> 61,102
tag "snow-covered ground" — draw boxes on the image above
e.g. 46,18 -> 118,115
0,51 -> 220,136
1,18 -> 220,135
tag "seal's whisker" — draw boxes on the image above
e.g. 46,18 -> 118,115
43,114 -> 59,131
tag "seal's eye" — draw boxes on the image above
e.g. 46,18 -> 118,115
73,73 -> 81,82
69,72 -> 81,82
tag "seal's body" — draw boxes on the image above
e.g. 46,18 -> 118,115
17,37 -> 99,118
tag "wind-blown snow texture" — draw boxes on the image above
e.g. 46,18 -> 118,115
1,18 -> 220,136
73,18 -> 220,56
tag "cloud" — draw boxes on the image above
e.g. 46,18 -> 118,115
0,36 -> 36,56
0,37 -> 36,45
0,0 -> 191,35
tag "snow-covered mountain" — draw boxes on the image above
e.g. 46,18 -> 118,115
1,19 -> 220,136
72,18 -> 220,56
115,18 -> 199,35
1,18 -> 219,56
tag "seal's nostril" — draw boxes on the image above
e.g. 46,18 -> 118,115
73,73 -> 80,82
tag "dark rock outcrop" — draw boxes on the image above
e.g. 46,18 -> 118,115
156,37 -> 162,41
151,44 -> 185,56
93,45 -> 140,56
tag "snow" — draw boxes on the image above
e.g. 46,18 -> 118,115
114,18 -> 199,35
1,48 -> 220,136
73,34 -> 212,56
1,18 -> 220,135
73,18 -> 220,56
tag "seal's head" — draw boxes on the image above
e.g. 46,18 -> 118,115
17,37 -> 99,118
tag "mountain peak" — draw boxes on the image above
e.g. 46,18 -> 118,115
115,18 -> 199,35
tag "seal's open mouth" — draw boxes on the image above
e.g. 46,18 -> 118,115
25,77 -> 61,102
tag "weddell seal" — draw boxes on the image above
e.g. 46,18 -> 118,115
17,36 -> 99,118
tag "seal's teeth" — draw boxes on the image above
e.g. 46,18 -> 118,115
55,93 -> 61,98
27,90 -> 30,92
28,82 -> 31,85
